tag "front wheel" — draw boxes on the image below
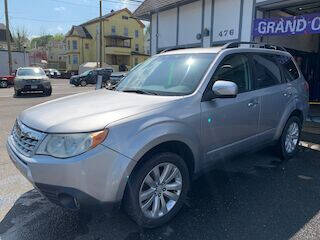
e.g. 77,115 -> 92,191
277,116 -> 302,160
123,152 -> 190,228
44,87 -> 52,96
0,80 -> 8,88
80,80 -> 87,87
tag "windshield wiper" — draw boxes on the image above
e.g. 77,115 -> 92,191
122,89 -> 159,95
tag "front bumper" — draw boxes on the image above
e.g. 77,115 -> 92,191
7,136 -> 136,210
15,83 -> 51,92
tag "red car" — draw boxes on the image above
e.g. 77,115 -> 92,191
0,75 -> 15,88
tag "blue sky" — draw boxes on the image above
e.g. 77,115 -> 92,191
0,0 -> 142,38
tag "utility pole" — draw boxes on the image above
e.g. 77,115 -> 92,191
99,0 -> 103,68
4,0 -> 12,74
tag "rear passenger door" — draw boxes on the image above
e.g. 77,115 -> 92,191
251,53 -> 288,135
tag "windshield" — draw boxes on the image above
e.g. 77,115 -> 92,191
17,68 -> 46,77
116,53 -> 215,96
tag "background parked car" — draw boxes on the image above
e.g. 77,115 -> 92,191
70,68 -> 113,87
0,75 -> 15,88
44,69 -> 61,79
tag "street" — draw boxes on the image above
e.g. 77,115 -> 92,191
1,79 -> 320,240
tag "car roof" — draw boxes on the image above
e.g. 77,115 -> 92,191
18,67 -> 43,70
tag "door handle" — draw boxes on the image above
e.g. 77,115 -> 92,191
248,101 -> 259,107
283,92 -> 292,97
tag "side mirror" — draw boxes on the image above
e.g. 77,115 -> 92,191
204,80 -> 238,101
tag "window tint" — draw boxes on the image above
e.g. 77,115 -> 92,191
212,54 -> 251,93
274,55 -> 299,82
253,54 -> 282,89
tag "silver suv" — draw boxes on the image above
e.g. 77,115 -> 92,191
14,67 -> 52,96
7,42 -> 309,228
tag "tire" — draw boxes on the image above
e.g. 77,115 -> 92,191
44,87 -> 52,96
0,80 -> 8,88
123,152 -> 190,228
14,89 -> 21,97
80,80 -> 87,87
277,116 -> 302,160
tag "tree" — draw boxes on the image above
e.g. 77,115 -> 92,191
53,33 -> 64,41
30,35 -> 53,49
13,27 -> 30,51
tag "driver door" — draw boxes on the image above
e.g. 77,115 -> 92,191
200,53 -> 260,165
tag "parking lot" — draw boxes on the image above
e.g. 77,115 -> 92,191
1,79 -> 320,240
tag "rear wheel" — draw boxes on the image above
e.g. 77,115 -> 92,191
277,116 -> 302,160
80,80 -> 87,87
123,152 -> 190,228
0,80 -> 8,88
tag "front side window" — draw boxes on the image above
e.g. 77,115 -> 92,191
135,44 -> 139,52
72,55 -> 78,64
212,54 -> 251,93
72,40 -> 77,50
67,40 -> 70,50
253,54 -> 282,89
116,53 -> 215,96
135,30 -> 139,38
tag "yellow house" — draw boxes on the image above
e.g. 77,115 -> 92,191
65,8 -> 149,72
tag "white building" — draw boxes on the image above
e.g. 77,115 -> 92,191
134,0 -> 320,100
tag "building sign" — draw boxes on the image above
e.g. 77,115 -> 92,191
253,13 -> 320,37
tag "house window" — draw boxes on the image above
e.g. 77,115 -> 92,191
112,26 -> 116,34
67,40 -> 70,50
135,44 -> 139,52
72,55 -> 78,64
122,15 -> 128,20
124,27 -> 128,36
50,56 -> 53,60
72,40 -> 77,50
85,43 -> 89,49
68,55 -> 71,64
135,30 -> 139,38
134,57 -> 138,66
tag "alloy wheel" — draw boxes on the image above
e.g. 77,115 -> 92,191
139,162 -> 182,219
285,122 -> 299,153
0,81 -> 8,88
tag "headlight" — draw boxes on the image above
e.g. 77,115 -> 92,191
36,129 -> 108,158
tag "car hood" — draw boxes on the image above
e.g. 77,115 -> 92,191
15,76 -> 48,80
19,90 -> 178,133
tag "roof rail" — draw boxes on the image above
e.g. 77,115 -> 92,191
159,46 -> 188,54
222,41 -> 287,52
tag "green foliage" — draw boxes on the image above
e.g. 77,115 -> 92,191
53,33 -> 64,41
30,35 -> 53,48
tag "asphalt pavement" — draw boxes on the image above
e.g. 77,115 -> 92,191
1,80 -> 320,240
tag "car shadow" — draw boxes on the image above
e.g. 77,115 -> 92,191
13,93 -> 48,98
1,147 -> 320,240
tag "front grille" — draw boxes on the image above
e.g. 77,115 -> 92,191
11,121 -> 45,157
25,79 -> 40,84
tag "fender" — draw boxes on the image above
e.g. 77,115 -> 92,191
274,97 -> 304,140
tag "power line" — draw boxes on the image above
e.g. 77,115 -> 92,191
9,16 -> 85,23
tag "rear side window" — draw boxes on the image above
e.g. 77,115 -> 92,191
253,54 -> 282,89
274,55 -> 300,82
212,54 -> 251,93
